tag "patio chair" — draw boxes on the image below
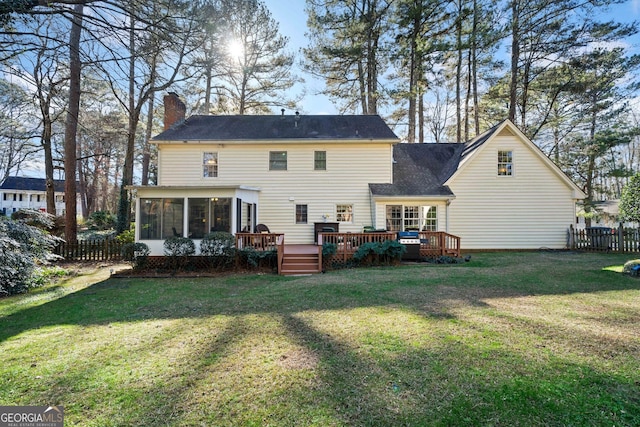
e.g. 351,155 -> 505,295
255,223 -> 270,233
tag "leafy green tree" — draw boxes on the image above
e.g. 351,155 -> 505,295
619,172 -> 640,225
506,0 -> 636,134
304,0 -> 393,114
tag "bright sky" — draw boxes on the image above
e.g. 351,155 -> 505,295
264,0 -> 640,115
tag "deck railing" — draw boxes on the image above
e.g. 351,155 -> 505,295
235,233 -> 284,252
417,231 -> 461,258
320,231 -> 461,262
276,235 -> 285,275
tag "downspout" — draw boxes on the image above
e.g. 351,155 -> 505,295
369,188 -> 376,229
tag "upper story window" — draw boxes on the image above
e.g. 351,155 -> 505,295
269,151 -> 287,170
336,204 -> 353,223
498,150 -> 513,176
203,152 -> 218,177
314,151 -> 326,170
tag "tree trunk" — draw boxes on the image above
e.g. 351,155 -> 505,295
472,0 -> 480,136
42,111 -> 56,215
455,2 -> 462,142
141,91 -> 155,186
116,5 -> 137,233
63,3 -> 83,243
508,0 -> 519,123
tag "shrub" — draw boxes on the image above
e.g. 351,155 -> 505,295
0,211 -> 62,296
116,229 -> 135,244
201,232 -> 236,269
164,236 -> 196,270
352,240 -> 406,267
121,242 -> 150,268
379,240 -> 406,264
237,247 -> 277,270
322,242 -> 337,257
86,210 -> 116,231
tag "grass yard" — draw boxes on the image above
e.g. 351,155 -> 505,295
0,251 -> 639,426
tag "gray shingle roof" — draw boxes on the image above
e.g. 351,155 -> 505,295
153,114 -> 399,141
369,143 -> 465,197
0,176 -> 65,192
369,121 -> 506,198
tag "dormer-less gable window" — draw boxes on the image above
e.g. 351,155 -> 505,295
498,150 -> 513,176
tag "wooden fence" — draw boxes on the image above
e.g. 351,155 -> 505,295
55,239 -> 124,261
568,225 -> 640,253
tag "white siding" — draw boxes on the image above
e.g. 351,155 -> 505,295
155,142 -> 393,243
447,133 -> 577,249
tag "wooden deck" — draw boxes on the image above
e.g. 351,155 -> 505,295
236,231 -> 461,275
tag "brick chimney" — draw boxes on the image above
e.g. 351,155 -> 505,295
163,92 -> 186,130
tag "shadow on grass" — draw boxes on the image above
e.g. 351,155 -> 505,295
1,252 -> 638,345
1,252 -> 639,425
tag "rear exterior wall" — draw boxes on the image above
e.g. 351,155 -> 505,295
157,141 -> 394,244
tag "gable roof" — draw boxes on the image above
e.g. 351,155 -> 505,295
369,143 -> 464,198
370,119 -> 585,200
153,114 -> 399,142
0,176 -> 65,192
445,120 -> 586,199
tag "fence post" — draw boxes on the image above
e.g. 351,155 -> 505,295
568,224 -> 575,250
618,222 -> 625,253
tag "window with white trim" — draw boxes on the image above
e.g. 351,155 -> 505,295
296,204 -> 308,224
314,151 -> 326,170
269,151 -> 287,170
498,150 -> 513,176
336,204 -> 353,222
385,205 -> 438,232
203,152 -> 218,177
422,206 -> 437,231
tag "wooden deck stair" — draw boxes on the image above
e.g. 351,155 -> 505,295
280,245 -> 321,275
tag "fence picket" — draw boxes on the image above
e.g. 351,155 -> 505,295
568,224 -> 640,253
55,239 -> 124,261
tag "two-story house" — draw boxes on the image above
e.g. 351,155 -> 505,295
0,176 -> 67,216
132,93 -> 585,255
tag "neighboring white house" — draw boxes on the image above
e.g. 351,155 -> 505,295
131,94 -> 586,254
0,176 -> 67,216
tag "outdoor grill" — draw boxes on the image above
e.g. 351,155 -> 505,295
397,231 -> 421,260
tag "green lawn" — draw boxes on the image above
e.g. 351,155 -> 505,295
1,252 -> 639,426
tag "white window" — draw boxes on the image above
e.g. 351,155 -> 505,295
336,204 -> 353,223
296,204 -> 308,224
203,152 -> 218,177
314,151 -> 326,170
422,206 -> 437,231
386,205 -> 438,232
269,151 -> 287,170
498,150 -> 513,176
